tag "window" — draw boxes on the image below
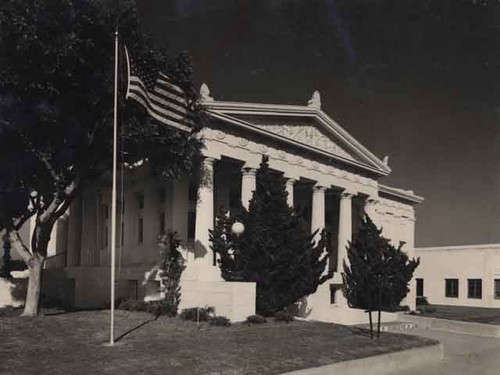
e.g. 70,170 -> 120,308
158,187 -> 166,203
187,211 -> 196,241
121,222 -> 124,246
159,212 -> 165,235
495,279 -> 500,300
136,192 -> 144,209
188,183 -> 198,202
98,198 -> 109,251
416,278 -> 424,297
468,279 -> 482,299
445,279 -> 459,298
137,218 -> 144,244
136,191 -> 144,244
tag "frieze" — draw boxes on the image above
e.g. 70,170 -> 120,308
202,127 -> 377,191
253,124 -> 354,161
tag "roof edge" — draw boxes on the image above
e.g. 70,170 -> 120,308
379,184 -> 424,204
416,243 -> 500,251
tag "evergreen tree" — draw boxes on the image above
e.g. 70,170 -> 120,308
158,230 -> 185,317
210,156 -> 333,315
342,215 -> 419,338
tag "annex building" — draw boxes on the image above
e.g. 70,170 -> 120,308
415,244 -> 500,308
4,87 -> 424,324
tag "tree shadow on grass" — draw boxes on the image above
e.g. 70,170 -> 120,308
348,326 -> 375,339
114,315 -> 160,343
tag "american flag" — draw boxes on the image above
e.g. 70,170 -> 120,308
124,47 -> 192,132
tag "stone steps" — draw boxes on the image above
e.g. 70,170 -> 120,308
355,321 -> 416,332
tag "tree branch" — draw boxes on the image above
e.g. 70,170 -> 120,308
34,151 -> 60,184
38,193 -> 62,224
13,208 -> 36,231
7,229 -> 33,264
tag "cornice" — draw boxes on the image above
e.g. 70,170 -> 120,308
416,243 -> 500,252
379,184 -> 424,205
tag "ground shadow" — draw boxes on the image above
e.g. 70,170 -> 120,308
114,315 -> 159,343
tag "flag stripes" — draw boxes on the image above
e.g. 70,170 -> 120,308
125,47 -> 193,132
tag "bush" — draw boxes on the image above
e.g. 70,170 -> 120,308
209,315 -> 231,327
417,305 -> 436,314
416,296 -> 429,306
245,314 -> 267,324
117,299 -> 177,317
179,306 -> 215,322
274,310 -> 294,323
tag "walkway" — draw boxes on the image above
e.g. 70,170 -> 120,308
393,327 -> 500,375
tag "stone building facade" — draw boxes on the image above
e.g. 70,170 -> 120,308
37,88 -> 423,323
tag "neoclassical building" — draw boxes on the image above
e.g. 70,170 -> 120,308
36,86 -> 423,324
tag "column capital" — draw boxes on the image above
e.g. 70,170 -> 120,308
285,177 -> 297,185
313,184 -> 327,193
202,157 -> 217,167
241,167 -> 257,177
366,196 -> 379,205
340,190 -> 355,199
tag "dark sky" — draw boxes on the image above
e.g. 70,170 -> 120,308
135,0 -> 500,247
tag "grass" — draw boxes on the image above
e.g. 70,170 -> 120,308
0,310 -> 437,375
418,304 -> 500,325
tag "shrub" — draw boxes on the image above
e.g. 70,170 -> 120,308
417,305 -> 436,314
209,315 -> 231,327
274,310 -> 294,323
158,231 -> 185,317
245,314 -> 267,324
416,296 -> 429,306
117,299 -> 148,312
117,299 -> 177,317
179,306 -> 215,322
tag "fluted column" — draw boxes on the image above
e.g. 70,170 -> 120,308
285,178 -> 297,208
311,185 -> 326,243
364,197 -> 379,225
194,157 -> 218,281
241,167 -> 257,210
67,197 -> 82,267
338,191 -> 354,270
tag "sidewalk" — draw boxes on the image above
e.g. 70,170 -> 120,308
391,328 -> 500,375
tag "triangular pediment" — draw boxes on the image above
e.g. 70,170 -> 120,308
232,114 -> 356,162
202,100 -> 391,176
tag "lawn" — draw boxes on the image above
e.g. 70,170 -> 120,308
0,310 -> 437,375
418,304 -> 500,325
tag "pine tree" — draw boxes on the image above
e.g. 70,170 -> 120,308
342,215 -> 419,338
210,156 -> 333,315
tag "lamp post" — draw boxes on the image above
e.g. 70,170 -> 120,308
231,221 -> 245,274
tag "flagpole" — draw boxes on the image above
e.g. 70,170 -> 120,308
110,28 -> 119,346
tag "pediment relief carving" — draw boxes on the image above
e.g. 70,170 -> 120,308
233,115 -> 355,161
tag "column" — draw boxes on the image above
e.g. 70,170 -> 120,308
194,157 -> 216,279
404,215 -> 417,310
311,185 -> 326,243
241,167 -> 256,210
364,197 -> 379,225
285,178 -> 296,208
67,197 -> 82,267
337,191 -> 354,270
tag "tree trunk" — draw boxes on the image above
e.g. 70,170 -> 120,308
368,310 -> 373,339
8,222 -> 52,317
377,309 -> 381,338
22,254 -> 45,316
